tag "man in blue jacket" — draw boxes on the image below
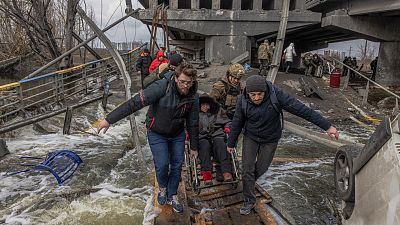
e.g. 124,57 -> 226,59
226,75 -> 339,215
97,62 -> 199,213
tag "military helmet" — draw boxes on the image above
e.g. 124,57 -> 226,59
227,63 -> 245,79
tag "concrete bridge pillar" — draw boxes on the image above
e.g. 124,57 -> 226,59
232,0 -> 241,10
254,0 -> 263,10
149,0 -> 158,8
212,0 -> 220,9
170,0 -> 178,9
191,0 -> 199,9
274,0 -> 282,10
205,35 -> 251,64
377,41 -> 400,86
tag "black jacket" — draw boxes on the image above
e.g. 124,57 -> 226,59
227,81 -> 331,147
136,55 -> 153,75
106,72 -> 199,150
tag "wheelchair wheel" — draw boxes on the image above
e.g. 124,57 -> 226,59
231,182 -> 238,190
192,180 -> 201,195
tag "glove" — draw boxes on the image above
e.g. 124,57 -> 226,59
223,127 -> 231,134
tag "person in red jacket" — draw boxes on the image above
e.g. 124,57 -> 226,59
149,51 -> 169,73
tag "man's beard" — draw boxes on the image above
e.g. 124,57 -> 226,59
178,87 -> 189,95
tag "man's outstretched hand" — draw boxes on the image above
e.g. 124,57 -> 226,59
97,119 -> 110,134
326,126 -> 339,140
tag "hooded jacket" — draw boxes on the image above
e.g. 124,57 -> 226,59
227,81 -> 331,147
284,43 -> 296,62
106,72 -> 199,150
199,94 -> 230,140
135,53 -> 153,75
149,51 -> 169,73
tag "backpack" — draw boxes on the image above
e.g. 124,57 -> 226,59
142,68 -> 171,89
241,81 -> 284,129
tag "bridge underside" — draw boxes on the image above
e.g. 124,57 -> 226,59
133,9 -> 325,63
306,0 -> 400,86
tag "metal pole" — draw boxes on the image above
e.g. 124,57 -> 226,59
266,0 -> 290,83
24,9 -> 138,80
0,94 -> 110,134
77,6 -> 146,168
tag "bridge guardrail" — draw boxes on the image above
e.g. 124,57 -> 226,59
328,56 -> 400,115
0,46 -> 145,127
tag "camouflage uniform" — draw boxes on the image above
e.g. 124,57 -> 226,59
311,54 -> 324,77
258,40 -> 270,75
268,42 -> 275,62
302,52 -> 314,76
209,64 -> 244,120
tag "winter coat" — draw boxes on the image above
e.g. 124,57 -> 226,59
106,72 -> 199,150
135,54 -> 153,75
149,51 -> 169,73
284,43 -> 296,62
227,81 -> 331,147
199,95 -> 230,140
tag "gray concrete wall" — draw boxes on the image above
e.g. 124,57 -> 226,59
377,41 -> 400,86
205,35 -> 251,64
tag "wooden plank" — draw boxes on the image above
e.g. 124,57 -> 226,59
255,184 -> 273,203
211,209 -> 231,224
153,173 -> 191,225
254,202 -> 278,225
227,207 -> 262,225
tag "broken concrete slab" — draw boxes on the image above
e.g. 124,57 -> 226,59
0,139 -> 10,158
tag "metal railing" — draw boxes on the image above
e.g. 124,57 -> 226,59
328,57 -> 400,114
0,46 -> 144,127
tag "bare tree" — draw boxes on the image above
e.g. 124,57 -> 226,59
0,0 -> 62,61
357,40 -> 378,62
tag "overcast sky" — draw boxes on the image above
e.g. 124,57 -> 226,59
82,0 -> 379,57
82,0 -> 153,46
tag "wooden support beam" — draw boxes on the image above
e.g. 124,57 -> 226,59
63,107 -> 73,135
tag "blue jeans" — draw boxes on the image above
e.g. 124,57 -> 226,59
148,130 -> 185,198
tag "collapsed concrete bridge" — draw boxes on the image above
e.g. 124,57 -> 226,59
130,0 -> 400,86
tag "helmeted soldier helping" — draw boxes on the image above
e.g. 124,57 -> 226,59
303,53 -> 323,77
97,62 -> 199,214
209,63 -> 245,120
226,75 -> 339,215
198,93 -> 233,185
302,52 -> 313,76
257,40 -> 271,76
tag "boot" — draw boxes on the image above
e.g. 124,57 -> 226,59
240,200 -> 256,215
216,168 -> 224,182
201,171 -> 213,185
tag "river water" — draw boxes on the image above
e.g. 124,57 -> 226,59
0,101 -> 371,225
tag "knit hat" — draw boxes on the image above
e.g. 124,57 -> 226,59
169,54 -> 183,67
245,75 -> 267,93
143,48 -> 150,53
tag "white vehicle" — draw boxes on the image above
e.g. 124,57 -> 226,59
334,116 -> 400,224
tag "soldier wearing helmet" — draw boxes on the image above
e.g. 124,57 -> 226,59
209,63 -> 245,119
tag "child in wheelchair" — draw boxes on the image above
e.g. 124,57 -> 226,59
198,93 -> 233,185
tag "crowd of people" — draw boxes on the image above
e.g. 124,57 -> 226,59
96,44 -> 340,216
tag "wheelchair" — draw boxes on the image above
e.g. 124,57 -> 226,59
184,139 -> 241,195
